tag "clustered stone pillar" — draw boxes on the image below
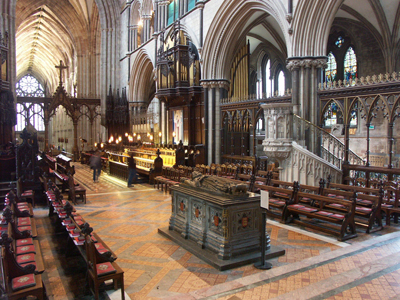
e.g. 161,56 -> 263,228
161,101 -> 168,144
286,57 -> 327,152
157,1 -> 169,31
201,80 -> 228,165
129,25 -> 138,51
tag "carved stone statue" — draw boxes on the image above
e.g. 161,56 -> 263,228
181,171 -> 247,196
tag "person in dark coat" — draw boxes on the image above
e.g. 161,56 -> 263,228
127,154 -> 137,187
89,150 -> 102,182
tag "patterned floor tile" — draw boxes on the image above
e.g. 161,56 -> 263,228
34,162 -> 400,300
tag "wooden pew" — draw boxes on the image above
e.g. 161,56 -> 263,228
322,187 -> 383,233
282,190 -> 358,241
0,233 -> 46,300
254,183 -> 297,218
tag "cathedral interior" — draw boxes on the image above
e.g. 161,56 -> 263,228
1,0 -> 400,299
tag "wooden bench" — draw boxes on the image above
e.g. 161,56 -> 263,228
254,183 -> 297,218
322,187 -> 383,233
57,205 -> 124,300
3,207 -> 38,239
283,190 -> 358,241
0,234 -> 46,300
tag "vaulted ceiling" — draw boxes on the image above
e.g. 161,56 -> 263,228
15,0 -> 98,93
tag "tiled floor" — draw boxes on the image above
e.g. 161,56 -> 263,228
33,163 -> 400,300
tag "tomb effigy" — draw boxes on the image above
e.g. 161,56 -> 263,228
159,172 -> 285,270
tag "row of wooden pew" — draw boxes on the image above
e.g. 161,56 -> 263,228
40,152 -> 86,205
0,186 -> 46,299
45,181 -> 124,300
255,177 -> 400,240
153,163 -> 277,193
153,163 -> 400,240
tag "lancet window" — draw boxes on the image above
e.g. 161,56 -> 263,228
325,52 -> 337,82
344,46 -> 357,82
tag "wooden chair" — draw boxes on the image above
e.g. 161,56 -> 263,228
85,235 -> 124,300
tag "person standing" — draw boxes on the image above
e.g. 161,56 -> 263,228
89,151 -> 102,183
127,154 -> 137,187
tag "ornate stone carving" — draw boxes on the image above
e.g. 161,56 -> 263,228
181,171 -> 247,196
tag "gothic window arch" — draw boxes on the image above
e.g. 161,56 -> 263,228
344,46 -> 357,82
325,32 -> 358,83
265,59 -> 272,97
15,74 -> 45,132
325,52 -> 337,82
256,55 -> 272,98
277,69 -> 285,96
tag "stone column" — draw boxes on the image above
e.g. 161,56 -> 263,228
129,25 -> 138,51
201,81 -> 210,164
215,80 -> 229,164
196,1 -> 205,48
73,120 -> 79,161
161,101 -> 167,144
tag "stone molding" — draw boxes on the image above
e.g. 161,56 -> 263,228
286,57 -> 328,71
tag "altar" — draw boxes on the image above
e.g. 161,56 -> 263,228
158,183 -> 285,270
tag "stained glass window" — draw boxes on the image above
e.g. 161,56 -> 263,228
335,36 -> 344,48
344,47 -> 357,82
323,102 -> 338,127
188,0 -> 196,11
350,103 -> 358,127
16,74 -> 45,97
325,52 -> 337,82
15,75 -> 45,131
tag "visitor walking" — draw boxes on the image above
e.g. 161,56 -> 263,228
127,154 -> 137,187
89,150 -> 102,182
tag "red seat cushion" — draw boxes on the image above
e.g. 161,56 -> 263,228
96,262 -> 117,276
11,273 -> 36,291
289,204 -> 305,209
16,245 -> 36,255
356,207 -> 372,213
315,211 -> 333,216
18,217 -> 31,226
329,203 -> 345,208
298,207 -> 318,212
18,226 -> 32,232
16,253 -> 36,264
330,214 -> 345,219
16,238 -> 34,247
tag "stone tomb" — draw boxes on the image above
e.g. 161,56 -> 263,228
158,184 -> 285,270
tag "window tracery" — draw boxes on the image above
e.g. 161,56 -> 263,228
15,75 -> 45,131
